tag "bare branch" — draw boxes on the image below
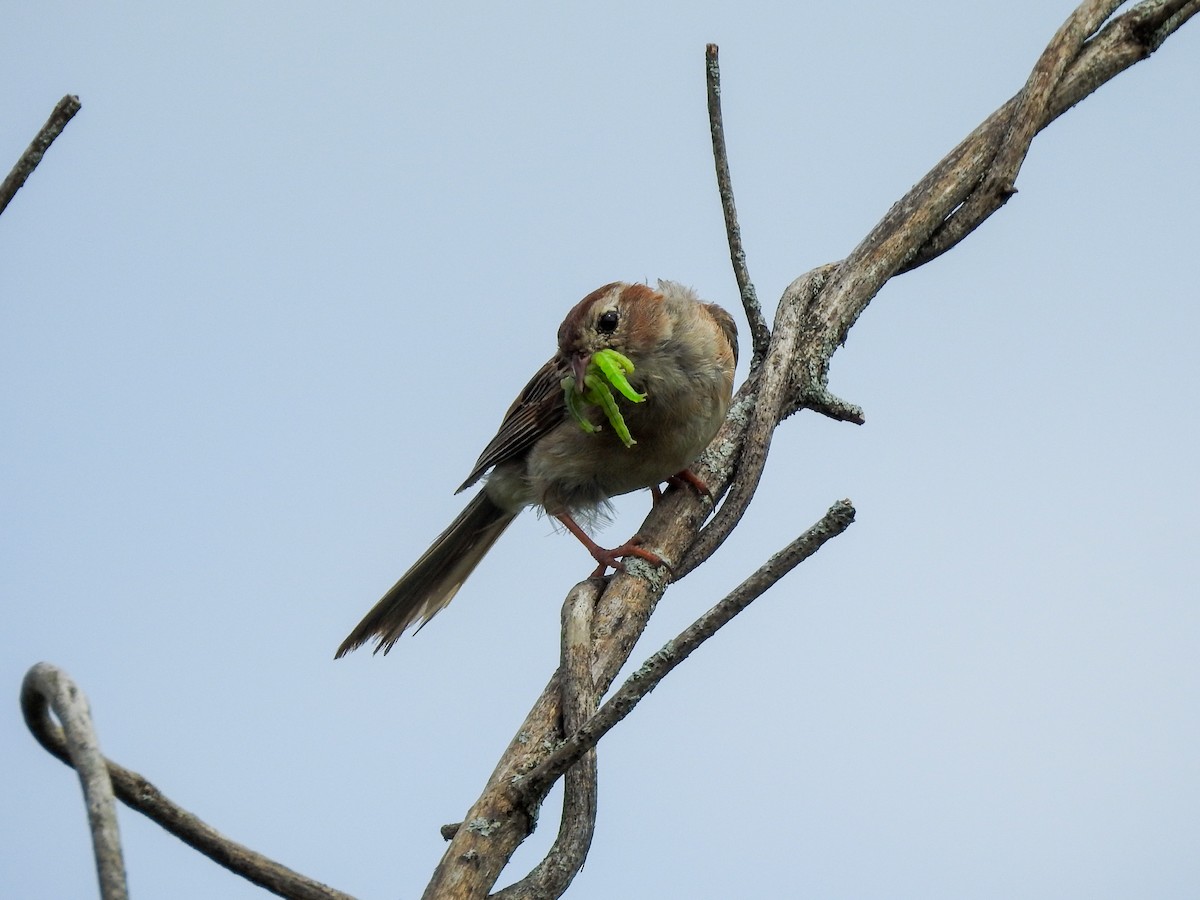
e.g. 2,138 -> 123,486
416,4 -> 1197,895
417,492 -> 729,899
21,664 -> 353,900
1147,0 -> 1200,49
786,0 -> 1198,417
986,1 -> 1122,197
897,0 -> 1198,274
517,500 -> 856,798
21,663 -> 128,900
898,1 -> 1122,269
0,95 -> 80,218
796,385 -> 866,425
678,265 -> 835,579
706,43 -> 770,368
419,498 -> 854,900
492,582 -> 601,900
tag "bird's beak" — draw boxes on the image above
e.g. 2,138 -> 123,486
570,351 -> 592,391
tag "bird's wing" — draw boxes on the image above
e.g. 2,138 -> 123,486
456,356 -> 568,492
704,301 -> 740,367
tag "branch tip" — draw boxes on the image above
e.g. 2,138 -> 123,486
705,42 -> 771,366
0,94 -> 82,217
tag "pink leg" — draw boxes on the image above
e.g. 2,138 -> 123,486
555,513 -> 667,577
666,468 -> 713,499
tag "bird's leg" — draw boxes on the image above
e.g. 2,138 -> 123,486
649,468 -> 712,508
555,512 -> 667,577
666,468 -> 713,499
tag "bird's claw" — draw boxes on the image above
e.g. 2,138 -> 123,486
667,468 -> 713,499
649,469 -> 713,508
587,535 -> 671,577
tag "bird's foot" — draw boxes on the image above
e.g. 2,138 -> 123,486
668,468 -> 713,498
649,468 -> 713,507
556,513 -> 669,576
585,535 -> 668,578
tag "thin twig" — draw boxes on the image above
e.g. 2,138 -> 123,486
22,663 -> 353,900
516,501 -> 856,799
797,385 -> 866,425
21,664 -> 128,900
706,44 -> 770,369
0,95 -> 81,217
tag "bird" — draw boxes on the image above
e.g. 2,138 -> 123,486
335,280 -> 738,657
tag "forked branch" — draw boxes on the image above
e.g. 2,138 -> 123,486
423,3 -> 1198,898
515,499 -> 856,803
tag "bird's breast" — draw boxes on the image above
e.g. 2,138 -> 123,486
521,371 -> 730,515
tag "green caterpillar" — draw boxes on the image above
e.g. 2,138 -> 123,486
561,348 -> 647,449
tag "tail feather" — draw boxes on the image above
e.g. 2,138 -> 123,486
336,491 -> 516,657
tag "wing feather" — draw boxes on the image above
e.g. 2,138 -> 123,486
456,357 -> 568,492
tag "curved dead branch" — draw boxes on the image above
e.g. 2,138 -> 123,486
21,663 -> 128,900
22,663 -> 353,900
491,582 -> 601,899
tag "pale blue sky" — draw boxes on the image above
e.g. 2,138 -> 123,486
3,3 -> 1198,898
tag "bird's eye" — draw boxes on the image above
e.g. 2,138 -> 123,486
597,310 -> 619,334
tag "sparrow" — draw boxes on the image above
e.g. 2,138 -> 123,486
336,280 -> 738,657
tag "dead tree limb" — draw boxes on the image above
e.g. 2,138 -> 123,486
22,663 -> 353,900
420,3 -> 1198,898
20,664 -> 128,900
